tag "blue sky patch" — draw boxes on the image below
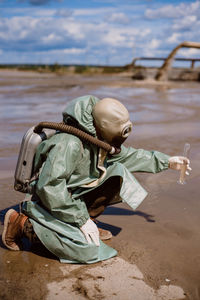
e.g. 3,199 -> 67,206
0,0 -> 199,65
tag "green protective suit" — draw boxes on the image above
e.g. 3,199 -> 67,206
22,95 -> 170,264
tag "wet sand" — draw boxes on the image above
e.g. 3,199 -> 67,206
0,69 -> 200,299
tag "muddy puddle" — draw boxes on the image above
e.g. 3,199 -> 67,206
0,70 -> 200,299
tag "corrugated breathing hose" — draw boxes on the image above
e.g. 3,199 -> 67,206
34,122 -> 120,155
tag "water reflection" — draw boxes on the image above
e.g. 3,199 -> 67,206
0,83 -> 199,150
168,88 -> 200,106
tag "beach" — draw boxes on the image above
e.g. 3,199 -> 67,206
0,69 -> 200,300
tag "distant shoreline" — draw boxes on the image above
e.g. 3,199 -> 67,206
0,64 -> 199,81
0,63 -> 133,75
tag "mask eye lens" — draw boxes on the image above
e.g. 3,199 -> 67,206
122,125 -> 132,138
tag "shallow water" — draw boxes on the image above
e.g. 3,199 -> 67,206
1,79 -> 199,147
0,70 -> 200,299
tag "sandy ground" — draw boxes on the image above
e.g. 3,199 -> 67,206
0,69 -> 200,300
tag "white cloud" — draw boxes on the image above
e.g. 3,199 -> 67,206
35,9 -> 57,17
62,48 -> 86,54
172,15 -> 197,31
148,39 -> 160,49
144,1 -> 200,56
145,1 -> 200,19
145,5 -> 178,19
55,9 -> 73,18
0,17 -> 40,42
167,33 -> 181,44
41,33 -> 62,44
107,12 -> 130,24
0,16 -> 86,50
101,26 -> 150,48
0,7 -> 57,18
73,7 -> 114,17
179,48 -> 200,57
0,2 -> 199,65
103,29 -> 127,47
63,21 -> 88,40
41,48 -> 86,55
0,8 -> 153,65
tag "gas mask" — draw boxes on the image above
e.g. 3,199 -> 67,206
92,98 -> 132,151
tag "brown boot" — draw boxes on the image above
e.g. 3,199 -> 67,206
91,218 -> 113,241
2,209 -> 28,251
98,228 -> 112,241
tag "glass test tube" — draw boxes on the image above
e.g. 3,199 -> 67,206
178,143 -> 190,185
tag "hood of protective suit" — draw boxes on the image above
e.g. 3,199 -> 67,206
62,95 -> 132,150
62,95 -> 99,136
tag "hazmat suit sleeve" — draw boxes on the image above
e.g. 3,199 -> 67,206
107,145 -> 170,173
35,134 -> 90,227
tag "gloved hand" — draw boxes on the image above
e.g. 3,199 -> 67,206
80,218 -> 100,246
169,156 -> 192,174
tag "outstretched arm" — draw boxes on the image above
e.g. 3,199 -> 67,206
107,145 -> 170,173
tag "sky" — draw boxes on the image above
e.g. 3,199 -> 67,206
0,0 -> 200,66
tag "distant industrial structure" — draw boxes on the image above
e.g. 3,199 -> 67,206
132,41 -> 200,81
132,57 -> 200,70
156,41 -> 200,81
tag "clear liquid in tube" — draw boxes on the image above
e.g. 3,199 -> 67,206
177,143 -> 190,185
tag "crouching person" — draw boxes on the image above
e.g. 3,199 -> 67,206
2,95 -> 191,264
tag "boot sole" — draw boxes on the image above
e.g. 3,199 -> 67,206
2,209 -> 20,251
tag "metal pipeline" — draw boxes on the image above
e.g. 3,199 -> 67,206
34,121 -> 120,155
